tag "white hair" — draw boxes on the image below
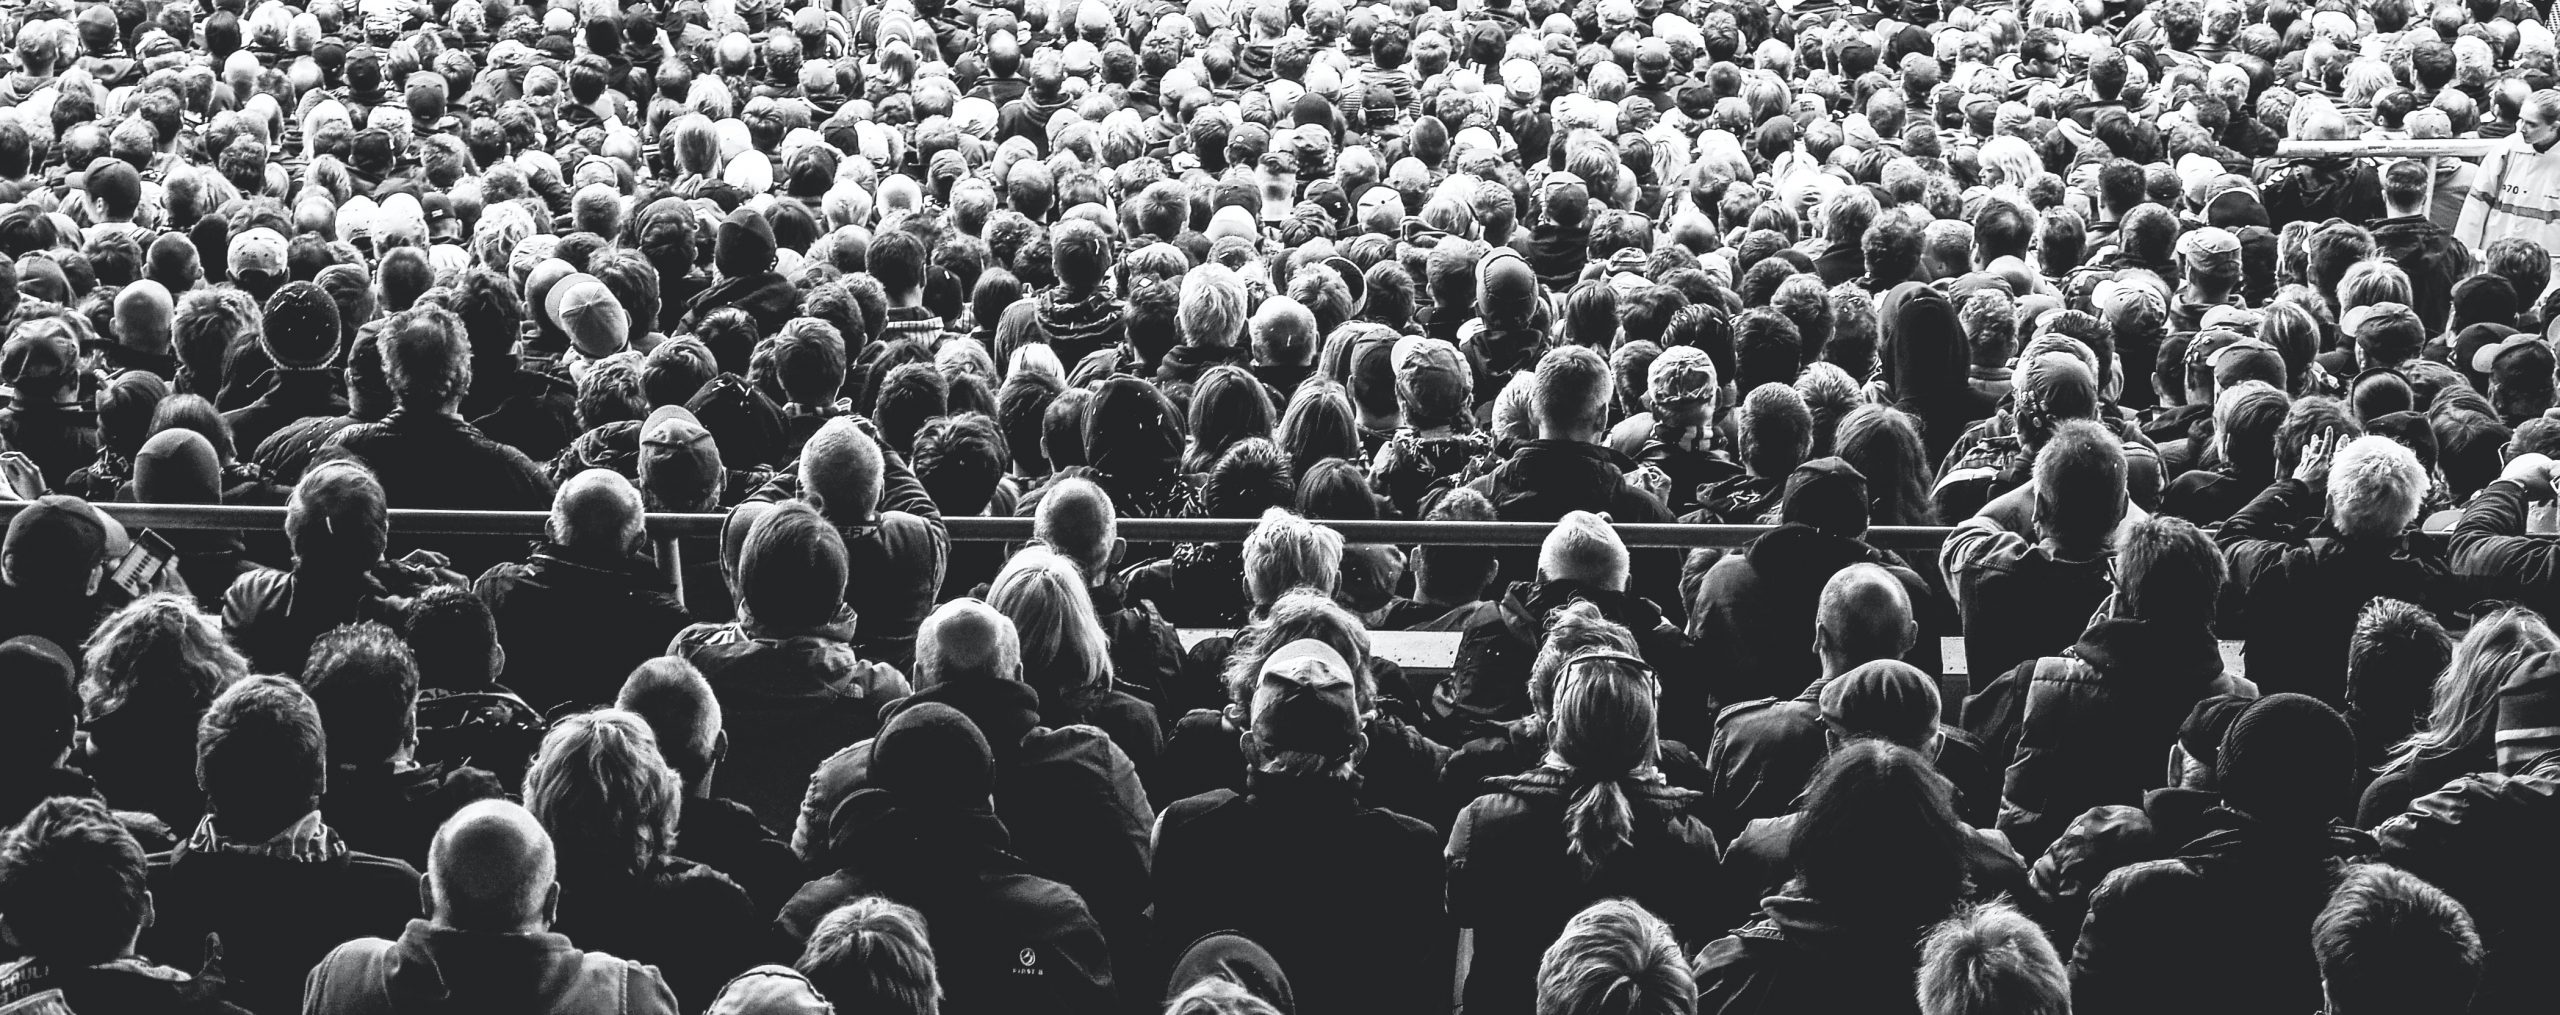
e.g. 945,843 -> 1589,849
2329,435 -> 2428,539
1538,510 -> 1630,591
1242,508 -> 1345,606
914,598 -> 1023,688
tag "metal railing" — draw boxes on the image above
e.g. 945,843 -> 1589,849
0,501 -> 1966,551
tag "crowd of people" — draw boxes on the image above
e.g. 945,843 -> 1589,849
5,0 -> 2560,1011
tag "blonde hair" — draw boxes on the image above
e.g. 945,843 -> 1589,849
523,709 -> 682,879
80,593 -> 248,721
800,896 -> 941,1015
1916,902 -> 2070,1015
1242,508 -> 1345,607
2329,435 -> 2428,539
1535,899 -> 1695,1015
2385,606 -> 2557,776
987,546 -> 1114,702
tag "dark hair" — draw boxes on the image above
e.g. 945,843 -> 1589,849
403,586 -> 502,693
739,500 -> 849,631
0,796 -> 151,964
1295,457 -> 1377,521
1204,437 -> 1296,518
1789,739 -> 1971,930
197,675 -> 329,841
1734,307 -> 1805,393
300,622 -> 419,772
874,363 -> 950,459
2313,864 -> 2484,1015
911,412 -> 1010,516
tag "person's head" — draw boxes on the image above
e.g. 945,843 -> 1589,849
0,796 -> 153,964
2111,515 -> 2225,630
1535,899 -> 1695,1015
799,896 -> 942,1015
1812,563 -> 1918,677
197,675 -> 327,842
1738,382 -> 1816,480
379,306 -> 472,413
2521,87 -> 2560,152
2,494 -> 118,597
1534,345 -> 1614,442
912,413 -> 1009,516
427,800 -> 558,934
913,598 -> 1024,690
301,622 -> 418,773
1032,476 -> 1120,583
547,468 -> 646,561
1542,641 -> 1667,866
739,500 -> 849,633
1243,508 -> 1346,607
616,657 -> 724,796
2314,864 -> 2484,1015
403,586 -> 503,693
2031,420 -> 2128,554
1415,487 -> 1500,605
1538,510 -> 1629,591
799,416 -> 887,527
1790,738 -> 1971,927
1916,903 -> 2071,1015
2218,692 -> 2356,825
2387,604 -> 2548,776
988,546 -> 1113,705
523,709 -> 680,879
2329,434 -> 2429,540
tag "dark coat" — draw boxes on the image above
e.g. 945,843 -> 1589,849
2367,214 -> 2473,334
318,762 -> 509,870
1153,780 -> 1449,1015
465,361 -> 581,466
547,859 -> 770,1012
2070,822 -> 2374,1015
2355,743 -> 2491,829
329,410 -> 555,510
219,373 -> 347,458
1443,723 -> 1713,836
677,626 -> 910,829
1463,438 -> 1680,613
473,547 -> 694,712
1984,619 -> 2252,860
1439,579 -> 1706,744
2450,477 -> 2560,620
0,402 -> 101,491
221,562 -> 454,679
301,919 -> 679,1015
742,460 -> 949,669
1687,525 -> 1937,708
142,833 -> 421,1015
2220,477 -> 2458,708
1939,516 -> 2117,696
1710,812 -> 2028,953
683,271 -> 802,336
1691,893 -> 1937,1015
0,955 -> 251,1015
2257,158 -> 2384,227
2373,752 -> 2560,1015
674,795 -> 804,921
1703,684 -> 2001,842
76,698 -> 209,831
1447,767 -> 1721,1015
1151,708 -> 1453,830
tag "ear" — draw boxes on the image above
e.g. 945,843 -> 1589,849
83,564 -> 102,598
138,889 -> 154,932
1222,701 -> 1248,732
1108,536 -> 1127,570
712,729 -> 731,767
417,877 -> 436,919
541,881 -> 563,927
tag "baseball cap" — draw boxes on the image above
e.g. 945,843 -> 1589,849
2175,226 -> 2241,265
1646,345 -> 1717,405
0,322 -> 80,400
228,227 -> 288,278
2470,328 -> 2546,376
2209,338 -> 2286,390
1252,639 -> 1363,760
3,495 -> 129,582
705,965 -> 833,1015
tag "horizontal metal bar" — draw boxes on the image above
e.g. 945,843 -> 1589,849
2273,138 -> 2503,159
0,501 -> 1961,550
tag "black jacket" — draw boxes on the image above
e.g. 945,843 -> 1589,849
330,410 -> 555,510
1687,525 -> 1938,708
1691,893 -> 1936,1015
473,547 -> 694,712
76,698 -> 208,831
2220,477 -> 2457,708
1440,579 -> 1704,743
221,561 -> 455,679
2373,752 -> 2560,1015
318,762 -> 508,870
0,402 -> 101,491
219,373 -> 347,458
1710,812 -> 2028,954
0,956 -> 251,1015
142,829 -> 421,1015
1153,779 -> 1449,1015
1705,682 -> 2001,842
1151,707 -> 1453,829
1447,767 -> 1720,1015
677,624 -> 910,829
2070,821 -> 2373,1015
2367,214 -> 2473,334
2451,478 -> 2560,620
547,859 -> 770,1012
684,271 -> 802,337
674,795 -> 804,920
301,919 -> 678,1015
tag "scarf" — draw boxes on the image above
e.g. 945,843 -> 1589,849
178,810 -> 346,864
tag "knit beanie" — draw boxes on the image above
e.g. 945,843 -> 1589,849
1780,457 -> 1870,539
261,281 -> 342,370
132,428 -> 223,505
715,205 -> 779,277
1477,247 -> 1537,323
872,702 -> 998,813
1818,659 -> 1940,749
555,279 -> 631,359
2216,692 -> 2354,826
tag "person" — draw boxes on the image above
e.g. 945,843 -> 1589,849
1152,638 -> 1448,1015
520,709 -> 766,1010
615,657 -> 803,919
223,460 -> 456,678
985,545 -> 1163,770
779,702 -> 1118,1015
1688,458 -> 1936,708
2373,650 -> 2560,1015
0,494 -> 120,657
0,315 -> 103,490
674,500 -> 909,828
1941,421 -> 2133,691
1463,346 -> 1676,604
0,636 -> 89,828
1914,903 -> 2071,1015
2311,864 -> 2485,1015
1982,516 -> 2256,860
2455,87 -> 2560,259
2451,451 -> 2560,619
2343,598 -> 2460,787
1379,487 -> 1503,630
2370,160 -> 2476,334
791,599 -> 1151,1000
2358,607 -> 2552,826
1441,511 -> 1700,744
141,676 -> 421,1015
128,428 -> 264,610
1691,741 -> 1977,1015
1447,644 -> 1717,1015
1534,900 -> 1695,1015
75,593 -> 252,833
474,469 -> 693,712
0,796 -> 252,1015
2071,694 -> 2373,1015
221,282 -> 349,455
754,416 -> 950,669
2221,433 -> 2453,707
793,896 -> 943,1015
301,799 -> 681,1015
305,622 -> 507,869
1031,477 -> 1184,709
328,306 -> 555,513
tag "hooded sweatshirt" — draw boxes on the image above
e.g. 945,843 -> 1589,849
301,920 -> 679,1015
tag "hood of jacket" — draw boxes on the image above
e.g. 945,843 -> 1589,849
1743,522 -> 1886,577
382,921 -> 626,1008
886,677 -> 1045,764
2068,617 -> 2228,689
1511,577 -> 1668,635
511,545 -> 676,596
1485,439 -> 1637,518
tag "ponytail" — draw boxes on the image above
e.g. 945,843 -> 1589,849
1563,778 -> 1638,872
1548,651 -> 1662,872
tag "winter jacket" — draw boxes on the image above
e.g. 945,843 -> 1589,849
2367,214 -> 2474,335
0,402 -> 100,492
742,462 -> 949,669
2222,477 -> 2459,708
1703,683 -> 2001,842
791,678 -> 1153,993
144,822 -> 421,1015
1151,707 -> 1453,828
2451,477 -> 2560,619
300,920 -> 679,1015
1153,779 -> 1449,1015
2454,133 -> 2560,255
1939,516 -> 2117,694
1687,525 -> 1937,709
1692,893 -> 1940,1015
223,562 -> 457,679
2373,752 -> 2560,1015
1986,619 -> 2255,860
465,361 -> 582,466
1524,222 -> 1588,290
2070,821 -> 2374,1015
1711,811 -> 2027,943
546,860 -> 769,1012
1439,579 -> 1706,744
682,271 -> 802,337
474,548 -> 694,712
1371,427 -> 1498,520
673,796 -> 804,921
0,955 -> 250,1015
329,411 -> 554,510
2258,157 -> 2384,227
76,697 -> 211,831
318,762 -> 508,870
676,624 -> 909,828
1448,767 -> 1720,1015
1441,722 -> 1712,833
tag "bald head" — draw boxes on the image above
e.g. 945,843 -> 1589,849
1815,563 -> 1917,676
114,280 -> 175,356
801,417 -> 886,527
914,598 -> 1022,690
429,800 -> 557,933
551,468 -> 644,553
1033,477 -> 1117,579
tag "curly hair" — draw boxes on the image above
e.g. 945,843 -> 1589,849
523,708 -> 682,880
81,592 -> 247,721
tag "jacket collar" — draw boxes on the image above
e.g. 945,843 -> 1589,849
894,678 -> 1044,759
2068,617 -> 2227,686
